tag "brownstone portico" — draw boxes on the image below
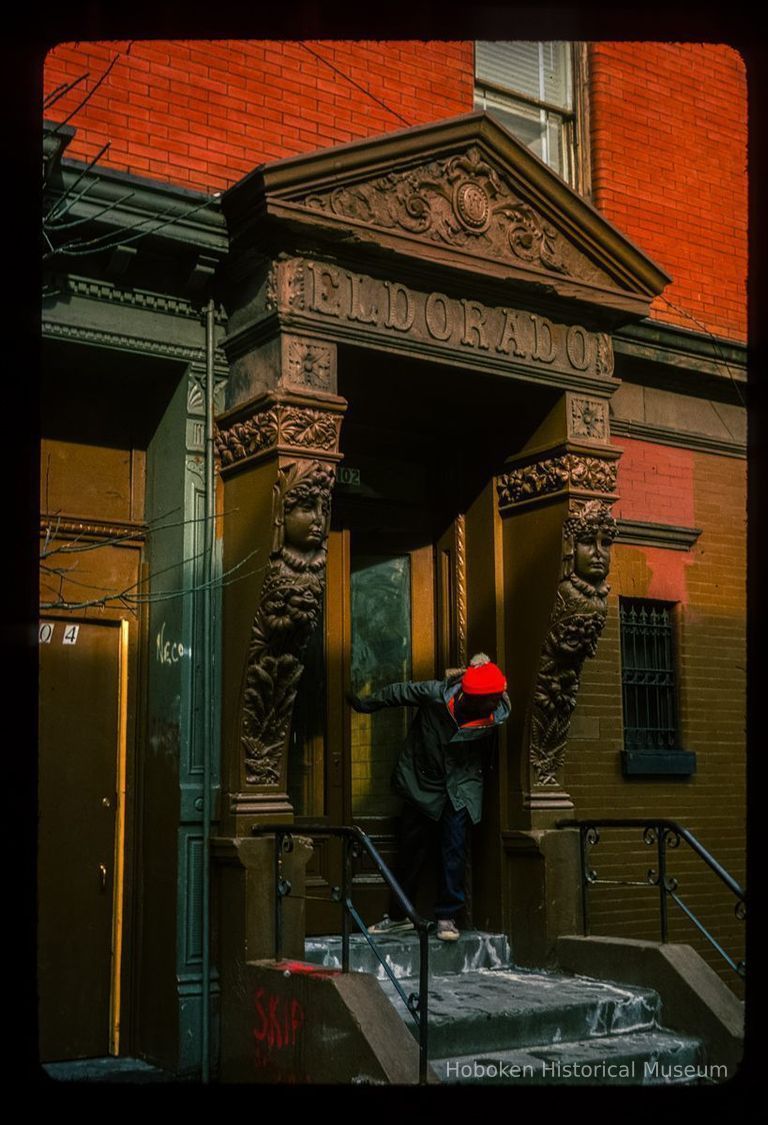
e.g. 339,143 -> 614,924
211,113 -> 670,1051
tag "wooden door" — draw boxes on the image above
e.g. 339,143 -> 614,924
38,618 -> 128,1061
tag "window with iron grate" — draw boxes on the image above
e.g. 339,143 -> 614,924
620,598 -> 683,747
619,598 -> 696,777
619,598 -> 679,751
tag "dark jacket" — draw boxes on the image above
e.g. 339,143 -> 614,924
360,678 -> 510,825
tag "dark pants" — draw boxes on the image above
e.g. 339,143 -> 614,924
390,800 -> 468,921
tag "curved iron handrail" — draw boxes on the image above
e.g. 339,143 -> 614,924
557,817 -> 746,978
251,822 -> 433,1084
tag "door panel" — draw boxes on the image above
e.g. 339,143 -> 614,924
38,619 -> 124,1061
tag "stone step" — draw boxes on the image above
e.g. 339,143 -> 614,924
432,1028 -> 707,1085
304,930 -> 512,980
378,967 -> 662,1057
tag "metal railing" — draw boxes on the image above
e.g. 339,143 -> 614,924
251,823 -> 434,1084
557,818 -> 746,978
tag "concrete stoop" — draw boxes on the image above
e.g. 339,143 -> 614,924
304,932 -> 708,1086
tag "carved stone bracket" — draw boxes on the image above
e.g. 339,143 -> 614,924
215,390 -> 345,472
239,459 -> 336,786
528,499 -> 617,788
497,447 -> 620,512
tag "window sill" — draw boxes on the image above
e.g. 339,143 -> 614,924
621,749 -> 697,777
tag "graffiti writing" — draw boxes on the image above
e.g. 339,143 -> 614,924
155,620 -> 187,665
253,988 -> 305,1051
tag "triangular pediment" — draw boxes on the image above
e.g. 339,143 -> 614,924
224,113 -> 670,319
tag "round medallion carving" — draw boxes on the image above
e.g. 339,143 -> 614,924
454,180 -> 491,231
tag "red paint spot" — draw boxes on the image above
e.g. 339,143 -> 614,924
642,547 -> 693,605
612,437 -> 696,528
276,959 -> 342,977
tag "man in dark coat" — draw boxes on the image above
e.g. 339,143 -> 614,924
348,654 -> 510,941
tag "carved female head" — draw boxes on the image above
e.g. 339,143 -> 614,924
272,460 -> 335,561
562,500 -> 617,585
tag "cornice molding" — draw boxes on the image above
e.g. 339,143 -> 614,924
42,318 -> 228,371
614,320 -> 747,383
48,160 -> 228,254
616,520 -> 702,551
610,417 -> 746,459
54,275 -> 228,325
40,513 -> 147,544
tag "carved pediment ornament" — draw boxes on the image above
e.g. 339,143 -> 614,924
301,146 -> 572,276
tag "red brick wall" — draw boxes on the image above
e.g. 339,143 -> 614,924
44,40 -> 746,342
43,40 -> 472,192
590,43 -> 747,342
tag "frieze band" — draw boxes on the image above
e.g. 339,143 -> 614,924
268,258 -> 615,382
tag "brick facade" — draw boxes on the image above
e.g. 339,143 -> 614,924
44,39 -> 746,341
589,43 -> 747,342
567,446 -> 746,989
42,37 -> 747,1021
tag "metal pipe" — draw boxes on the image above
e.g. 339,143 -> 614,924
341,838 -> 351,974
201,297 -> 215,1082
657,824 -> 668,943
580,826 -> 589,937
275,831 -> 284,962
418,927 -> 429,1085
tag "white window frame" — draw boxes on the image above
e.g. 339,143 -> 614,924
473,41 -> 591,197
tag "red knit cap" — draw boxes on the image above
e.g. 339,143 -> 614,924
461,660 -> 507,695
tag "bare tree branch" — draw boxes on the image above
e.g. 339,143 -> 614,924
40,545 -> 264,612
45,142 -> 112,224
50,50 -> 122,134
45,73 -> 89,110
44,195 -> 219,261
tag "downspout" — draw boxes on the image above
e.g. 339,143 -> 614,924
201,297 -> 215,1082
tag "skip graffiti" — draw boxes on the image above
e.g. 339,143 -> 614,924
253,988 -> 305,1052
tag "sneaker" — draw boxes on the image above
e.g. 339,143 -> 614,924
436,919 -> 460,942
367,914 -> 415,935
